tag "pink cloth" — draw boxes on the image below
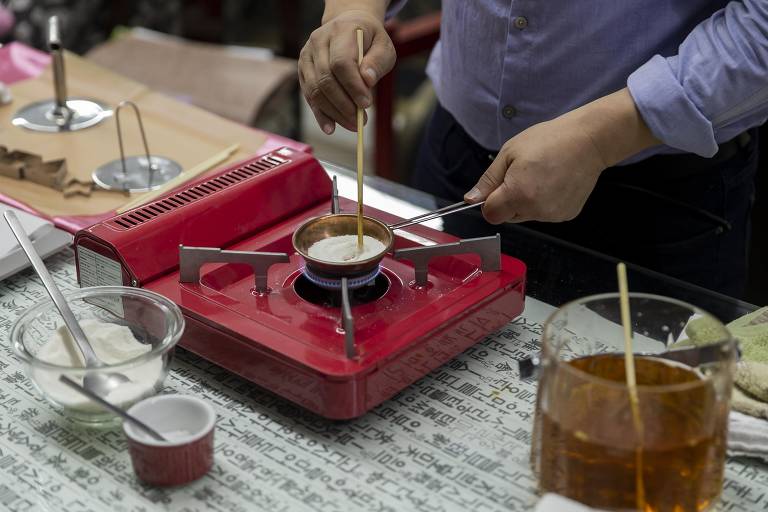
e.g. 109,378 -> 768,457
0,42 -> 50,84
0,6 -> 13,38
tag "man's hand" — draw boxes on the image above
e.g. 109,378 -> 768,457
464,88 -> 660,224
299,2 -> 396,135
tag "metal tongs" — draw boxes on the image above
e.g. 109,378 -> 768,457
518,338 -> 739,380
389,201 -> 486,230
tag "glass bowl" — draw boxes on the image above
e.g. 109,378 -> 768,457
10,286 -> 185,425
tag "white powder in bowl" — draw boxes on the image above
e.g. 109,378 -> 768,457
32,319 -> 165,411
308,235 -> 386,263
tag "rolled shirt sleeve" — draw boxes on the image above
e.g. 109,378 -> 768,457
628,0 -> 768,157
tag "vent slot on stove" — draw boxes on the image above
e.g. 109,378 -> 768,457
107,154 -> 286,230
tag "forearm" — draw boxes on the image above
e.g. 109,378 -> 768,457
323,0 -> 391,23
571,88 -> 660,167
573,87 -> 660,167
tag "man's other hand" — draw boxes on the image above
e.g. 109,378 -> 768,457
464,88 -> 659,224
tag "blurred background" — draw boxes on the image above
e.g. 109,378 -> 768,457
0,0 -> 441,183
0,0 -> 764,304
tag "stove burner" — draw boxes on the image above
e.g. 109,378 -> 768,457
294,273 -> 390,308
302,265 -> 380,290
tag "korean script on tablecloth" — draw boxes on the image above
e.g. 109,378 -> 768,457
0,250 -> 766,511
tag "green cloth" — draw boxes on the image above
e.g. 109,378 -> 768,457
683,307 -> 768,418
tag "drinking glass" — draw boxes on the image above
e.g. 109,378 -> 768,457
531,293 -> 737,511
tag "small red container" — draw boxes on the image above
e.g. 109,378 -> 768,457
123,394 -> 216,487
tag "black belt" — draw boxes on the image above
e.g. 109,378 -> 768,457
645,130 -> 754,172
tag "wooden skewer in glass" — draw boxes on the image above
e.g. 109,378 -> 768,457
617,262 -> 646,511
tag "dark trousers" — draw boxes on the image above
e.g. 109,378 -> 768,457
413,103 -> 759,298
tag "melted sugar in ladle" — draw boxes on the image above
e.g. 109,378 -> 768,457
3,210 -> 130,396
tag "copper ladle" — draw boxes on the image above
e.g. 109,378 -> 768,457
292,201 -> 485,279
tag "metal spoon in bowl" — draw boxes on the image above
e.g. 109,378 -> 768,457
3,210 -> 130,396
59,376 -> 167,442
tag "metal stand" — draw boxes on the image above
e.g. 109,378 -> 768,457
340,277 -> 357,358
92,101 -> 182,192
178,246 -> 289,294
394,234 -> 501,286
12,16 -> 110,132
331,175 -> 340,214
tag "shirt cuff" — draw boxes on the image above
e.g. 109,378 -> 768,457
627,55 -> 719,157
386,0 -> 408,18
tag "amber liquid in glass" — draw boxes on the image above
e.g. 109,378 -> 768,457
535,355 -> 727,512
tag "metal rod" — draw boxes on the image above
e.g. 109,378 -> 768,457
389,201 -> 485,230
115,101 -> 155,187
517,339 -> 737,380
392,200 -> 466,225
331,176 -> 340,214
48,16 -> 70,119
3,210 -> 100,367
341,277 -> 357,359
59,376 -> 168,442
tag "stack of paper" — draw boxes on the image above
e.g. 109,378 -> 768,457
0,205 -> 71,280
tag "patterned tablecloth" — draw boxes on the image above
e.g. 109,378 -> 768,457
0,250 -> 766,512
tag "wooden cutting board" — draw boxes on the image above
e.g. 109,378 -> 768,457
0,51 -> 267,217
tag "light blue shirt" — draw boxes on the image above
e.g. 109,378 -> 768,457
389,1 -> 768,159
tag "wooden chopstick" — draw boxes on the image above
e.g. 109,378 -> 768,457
617,262 -> 646,510
355,28 -> 365,251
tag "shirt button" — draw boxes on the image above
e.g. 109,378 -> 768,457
502,105 -> 517,119
514,16 -> 528,29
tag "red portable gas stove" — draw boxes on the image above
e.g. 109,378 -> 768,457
73,147 -> 526,419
